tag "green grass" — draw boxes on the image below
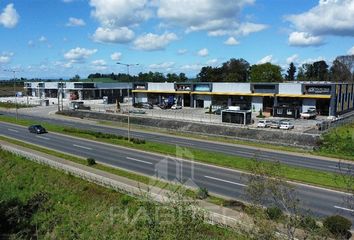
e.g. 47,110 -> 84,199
0,102 -> 33,109
0,148 -> 245,239
0,114 -> 350,191
315,122 -> 354,161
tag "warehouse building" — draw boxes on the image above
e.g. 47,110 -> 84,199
24,82 -> 132,104
132,82 -> 354,117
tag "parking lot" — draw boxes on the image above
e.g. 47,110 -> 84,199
0,96 -> 327,133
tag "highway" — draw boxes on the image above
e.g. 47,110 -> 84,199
0,121 -> 353,224
0,110 -> 353,174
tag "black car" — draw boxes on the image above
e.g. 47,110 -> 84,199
28,125 -> 47,134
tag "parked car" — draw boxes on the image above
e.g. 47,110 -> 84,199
171,104 -> 182,110
129,109 -> 146,114
270,120 -> 281,129
300,108 -> 317,119
28,125 -> 47,134
133,102 -> 153,109
142,103 -> 153,109
279,121 -> 294,130
257,120 -> 271,128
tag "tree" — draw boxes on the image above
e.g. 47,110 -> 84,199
249,63 -> 283,82
296,66 -> 306,81
178,73 -> 188,82
221,58 -> 250,82
285,62 -> 296,81
330,59 -> 352,82
245,160 -> 326,240
70,74 -> 81,82
197,66 -> 221,82
313,60 -> 329,81
336,55 -> 354,74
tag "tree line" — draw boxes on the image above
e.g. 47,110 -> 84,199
86,55 -> 354,83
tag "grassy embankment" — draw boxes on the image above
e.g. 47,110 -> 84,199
0,114 -> 351,191
0,149 -> 244,239
316,121 -> 354,161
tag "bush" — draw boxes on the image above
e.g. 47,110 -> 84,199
197,187 -> 209,200
266,206 -> 282,220
323,215 -> 352,238
87,158 -> 96,166
300,215 -> 318,231
130,138 -> 146,144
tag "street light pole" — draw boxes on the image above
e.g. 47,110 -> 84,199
116,62 -> 139,143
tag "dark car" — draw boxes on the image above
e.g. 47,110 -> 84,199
28,125 -> 47,134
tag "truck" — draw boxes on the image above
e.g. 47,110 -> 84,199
300,107 -> 317,119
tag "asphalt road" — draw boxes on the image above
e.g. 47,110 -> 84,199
0,110 -> 353,174
0,121 -> 353,224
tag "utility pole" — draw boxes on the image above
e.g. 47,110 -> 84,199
4,69 -> 20,121
116,62 -> 139,143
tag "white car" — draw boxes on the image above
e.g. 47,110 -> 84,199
279,121 -> 294,130
171,104 -> 182,110
257,120 -> 271,128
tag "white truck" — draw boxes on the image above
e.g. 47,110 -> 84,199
300,107 -> 317,119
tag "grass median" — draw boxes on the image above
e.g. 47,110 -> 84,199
0,114 -> 351,191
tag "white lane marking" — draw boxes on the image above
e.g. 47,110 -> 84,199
334,206 -> 354,213
328,165 -> 351,171
204,175 -> 247,187
126,157 -> 153,165
73,144 -> 92,150
171,140 -> 193,146
7,128 -> 19,133
36,136 -> 50,140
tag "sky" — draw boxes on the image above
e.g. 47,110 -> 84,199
0,0 -> 353,79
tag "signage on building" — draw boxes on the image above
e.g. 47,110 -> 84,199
194,84 -> 211,92
135,84 -> 146,90
175,84 -> 191,91
305,86 -> 331,94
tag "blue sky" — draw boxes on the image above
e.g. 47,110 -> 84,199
0,0 -> 353,79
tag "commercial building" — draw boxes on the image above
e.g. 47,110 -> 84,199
132,82 -> 354,117
24,82 -> 132,103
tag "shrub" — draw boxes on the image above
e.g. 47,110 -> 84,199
300,215 -> 318,231
87,158 -> 96,166
266,206 -> 282,220
323,215 -> 352,238
197,187 -> 209,200
130,138 -> 146,144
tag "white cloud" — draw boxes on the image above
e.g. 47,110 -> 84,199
197,48 -> 209,57
90,0 -> 151,27
286,54 -> 299,64
301,56 -> 326,65
133,32 -> 178,51
348,46 -> 354,55
286,0 -> 354,37
28,40 -> 35,47
0,52 -> 14,64
38,36 -> 47,42
288,32 -> 323,47
180,63 -> 203,71
91,59 -> 107,70
177,49 -> 188,55
64,47 -> 97,61
0,4 -> 19,28
224,37 -> 239,45
257,55 -> 273,64
157,0 -> 266,37
111,52 -> 122,61
206,58 -> 218,65
93,27 -> 135,43
149,62 -> 175,70
66,17 -> 86,27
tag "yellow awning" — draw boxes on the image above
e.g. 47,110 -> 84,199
191,91 -> 275,97
132,90 -> 190,94
275,94 -> 331,99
